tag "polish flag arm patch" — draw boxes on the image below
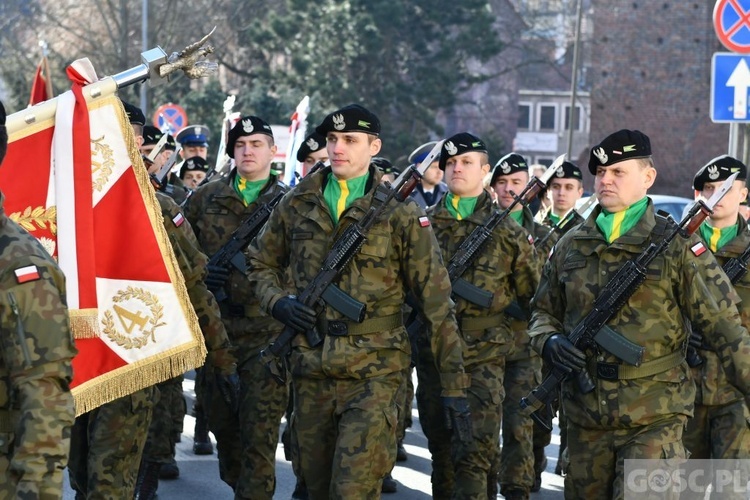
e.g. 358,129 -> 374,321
690,241 -> 707,257
418,216 -> 431,227
527,234 -> 535,245
14,265 -> 41,284
172,212 -> 185,227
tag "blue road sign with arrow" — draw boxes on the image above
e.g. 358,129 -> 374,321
712,53 -> 750,122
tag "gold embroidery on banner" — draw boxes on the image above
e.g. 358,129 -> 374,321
9,205 -> 57,234
91,135 -> 114,192
102,286 -> 165,349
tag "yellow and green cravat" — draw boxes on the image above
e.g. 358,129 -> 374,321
323,172 -> 369,224
595,197 -> 649,243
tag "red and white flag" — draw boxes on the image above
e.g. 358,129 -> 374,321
0,59 -> 206,415
282,95 -> 309,186
29,56 -> 53,106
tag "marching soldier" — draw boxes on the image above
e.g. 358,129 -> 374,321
0,101 -> 77,499
684,155 -> 750,461
408,141 -> 448,209
529,129 -> 750,498
140,125 -> 176,173
183,115 -> 289,498
542,160 -> 585,227
489,152 -> 554,499
296,131 -> 328,177
414,135 -> 539,498
179,156 -> 211,190
247,104 -> 469,499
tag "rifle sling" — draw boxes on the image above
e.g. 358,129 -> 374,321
590,350 -> 684,381
460,314 -> 503,331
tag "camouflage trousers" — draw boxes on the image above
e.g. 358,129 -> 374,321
142,376 -> 185,464
683,399 -> 750,459
204,348 -> 288,499
416,334 -> 506,499
497,350 -> 544,496
397,367 -> 414,442
68,386 -> 155,499
564,414 -> 687,500
291,372 -> 400,500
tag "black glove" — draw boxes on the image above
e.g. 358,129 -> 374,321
688,330 -> 704,350
205,264 -> 231,291
442,396 -> 473,444
542,334 -> 586,374
216,372 -> 241,415
271,295 -> 317,332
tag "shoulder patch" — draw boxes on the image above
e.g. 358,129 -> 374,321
418,216 -> 431,228
172,212 -> 185,227
527,234 -> 535,245
690,241 -> 707,257
14,265 -> 41,284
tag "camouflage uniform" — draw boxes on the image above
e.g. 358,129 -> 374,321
496,205 -> 558,499
140,193 -> 236,467
184,170 -> 289,498
0,191 -> 77,499
415,191 -> 539,499
683,214 -> 750,460
529,200 -> 750,499
248,165 -> 468,500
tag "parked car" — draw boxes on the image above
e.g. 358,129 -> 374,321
574,194 -> 692,221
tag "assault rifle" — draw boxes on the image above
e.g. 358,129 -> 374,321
259,142 -> 444,385
520,173 -> 739,430
207,190 -> 285,302
686,222 -> 750,367
405,154 -> 565,339
534,196 -> 597,250
150,143 -> 183,192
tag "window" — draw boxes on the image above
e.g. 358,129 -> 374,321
518,103 -> 531,130
538,104 -> 556,131
564,105 -> 583,131
536,157 -> 554,167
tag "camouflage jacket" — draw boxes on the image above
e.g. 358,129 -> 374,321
505,206 -> 557,360
529,200 -> 750,429
693,214 -> 750,406
428,192 -> 539,364
247,165 -> 468,396
0,191 -> 77,497
156,192 -> 234,374
183,169 -> 287,350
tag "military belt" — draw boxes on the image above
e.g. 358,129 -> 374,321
320,313 -> 402,337
0,409 -> 19,433
592,350 -> 685,381
460,314 -> 503,331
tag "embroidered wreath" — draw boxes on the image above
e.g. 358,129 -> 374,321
102,286 -> 165,349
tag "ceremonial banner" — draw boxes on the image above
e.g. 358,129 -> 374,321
29,56 -> 53,106
0,60 -> 206,415
282,95 -> 309,186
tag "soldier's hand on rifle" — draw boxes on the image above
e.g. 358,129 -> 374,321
542,334 -> 586,374
442,396 -> 473,444
205,264 -> 230,291
216,371 -> 241,415
688,330 -> 704,350
272,295 -> 317,331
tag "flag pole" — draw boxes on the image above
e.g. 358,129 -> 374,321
6,31 -> 218,137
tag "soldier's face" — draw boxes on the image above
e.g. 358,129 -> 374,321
594,159 -> 655,212
233,135 -> 276,181
549,178 -> 583,213
492,171 -> 528,211
302,149 -> 329,175
182,170 -> 206,189
701,180 -> 747,225
444,152 -> 490,198
422,161 -> 443,186
182,145 -> 208,159
326,132 -> 381,180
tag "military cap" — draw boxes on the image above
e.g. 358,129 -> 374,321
296,131 -> 327,163
553,160 -> 583,181
315,104 -> 380,136
408,141 -> 441,165
179,156 -> 210,179
490,152 -> 528,186
122,101 -> 146,126
176,124 -> 210,147
588,129 -> 651,174
226,116 -> 274,159
693,155 -> 747,191
142,125 -> 176,150
0,100 -> 7,165
439,132 -> 487,171
372,156 -> 400,176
